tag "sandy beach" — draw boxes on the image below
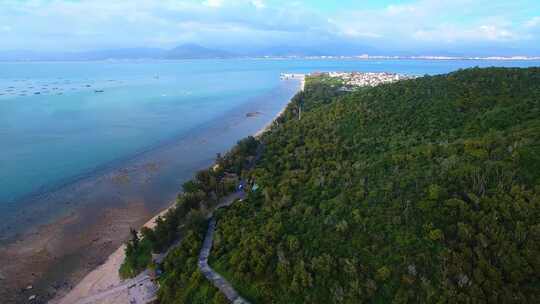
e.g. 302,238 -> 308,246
51,205 -> 174,304
52,76 -> 304,304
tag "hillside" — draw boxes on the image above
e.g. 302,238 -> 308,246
130,67 -> 540,303
206,68 -> 540,303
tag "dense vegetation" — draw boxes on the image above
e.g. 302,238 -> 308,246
207,68 -> 540,303
120,136 -> 259,279
157,219 -> 229,304
123,67 -> 540,303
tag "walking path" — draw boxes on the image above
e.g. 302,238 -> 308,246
71,190 -> 247,304
198,194 -> 250,304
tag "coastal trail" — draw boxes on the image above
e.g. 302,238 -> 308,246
198,190 -> 251,304
69,190 -> 247,304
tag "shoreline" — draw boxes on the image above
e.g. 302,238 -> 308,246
51,76 -> 304,304
0,78 -> 301,304
51,204 -> 174,304
255,76 -> 305,138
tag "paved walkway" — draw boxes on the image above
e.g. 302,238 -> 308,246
73,191 -> 247,304
198,218 -> 250,304
198,189 -> 250,303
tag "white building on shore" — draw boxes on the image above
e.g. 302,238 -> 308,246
280,73 -> 305,80
326,71 -> 416,87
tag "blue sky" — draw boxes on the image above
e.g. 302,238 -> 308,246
1,0 -> 539,55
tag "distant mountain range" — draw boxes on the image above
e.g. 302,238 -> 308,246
165,44 -> 235,59
0,44 -> 236,61
0,43 -> 537,61
0,43 -> 376,61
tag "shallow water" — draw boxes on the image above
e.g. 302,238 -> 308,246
1,59 -> 539,238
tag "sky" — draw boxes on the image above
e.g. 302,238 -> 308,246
1,0 -> 540,55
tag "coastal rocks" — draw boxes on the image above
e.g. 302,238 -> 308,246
246,111 -> 262,118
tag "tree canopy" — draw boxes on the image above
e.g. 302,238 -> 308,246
209,67 -> 540,303
128,67 -> 540,303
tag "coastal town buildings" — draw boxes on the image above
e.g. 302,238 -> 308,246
327,71 -> 417,87
281,71 -> 416,89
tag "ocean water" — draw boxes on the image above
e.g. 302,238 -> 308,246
1,59 -> 539,237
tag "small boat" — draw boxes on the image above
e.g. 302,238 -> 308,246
34,92 -> 41,95
94,90 -> 104,93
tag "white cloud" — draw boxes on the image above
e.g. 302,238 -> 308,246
412,24 -> 516,43
204,0 -> 225,8
330,0 -> 534,48
203,0 -> 265,9
525,16 -> 540,28
0,0 -> 538,54
478,25 -> 515,40
251,0 -> 265,9
0,0 -> 331,51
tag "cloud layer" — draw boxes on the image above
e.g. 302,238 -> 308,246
1,0 -> 539,55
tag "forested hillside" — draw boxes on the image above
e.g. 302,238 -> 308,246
206,68 -> 540,303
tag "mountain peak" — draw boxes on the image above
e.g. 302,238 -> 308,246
166,44 -> 235,59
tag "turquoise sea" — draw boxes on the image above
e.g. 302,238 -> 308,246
1,59 -> 539,238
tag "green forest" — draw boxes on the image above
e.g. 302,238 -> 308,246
127,67 -> 540,303
120,134 -> 260,302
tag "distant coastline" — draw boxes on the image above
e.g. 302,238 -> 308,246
2,56 -> 540,63
2,42 -> 539,62
255,55 -> 540,61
